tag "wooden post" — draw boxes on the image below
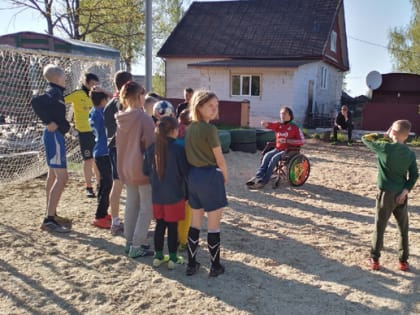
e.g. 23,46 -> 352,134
241,100 -> 250,127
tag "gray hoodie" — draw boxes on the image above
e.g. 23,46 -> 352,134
115,108 -> 155,185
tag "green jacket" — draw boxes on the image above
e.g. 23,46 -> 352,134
362,134 -> 418,193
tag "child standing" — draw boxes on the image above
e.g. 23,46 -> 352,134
185,90 -> 228,277
64,73 -> 101,198
31,64 -> 71,233
104,71 -> 132,235
362,120 -> 418,271
89,90 -> 112,229
175,108 -> 192,251
143,116 -> 189,269
115,81 -> 155,258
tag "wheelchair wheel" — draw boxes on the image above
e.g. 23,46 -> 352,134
287,154 -> 310,186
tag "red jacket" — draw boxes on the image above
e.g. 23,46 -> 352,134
266,120 -> 304,151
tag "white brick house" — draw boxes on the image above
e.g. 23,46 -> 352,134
158,0 -> 349,127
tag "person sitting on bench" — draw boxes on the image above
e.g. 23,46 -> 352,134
246,106 -> 304,189
331,105 -> 353,145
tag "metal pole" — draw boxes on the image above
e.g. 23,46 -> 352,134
145,0 -> 152,92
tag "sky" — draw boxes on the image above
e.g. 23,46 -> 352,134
0,0 -> 413,97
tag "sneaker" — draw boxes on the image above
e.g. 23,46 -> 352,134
209,264 -> 225,277
186,262 -> 201,276
110,222 -> 124,235
105,214 -> 112,221
347,141 -> 353,147
128,245 -> 154,258
86,187 -> 96,198
54,215 -> 72,228
153,255 -> 170,267
248,181 -> 265,189
92,217 -> 111,229
399,261 -> 409,271
41,220 -> 70,233
168,256 -> 185,270
365,258 -> 380,271
330,141 -> 337,145
124,242 -> 131,255
177,243 -> 187,252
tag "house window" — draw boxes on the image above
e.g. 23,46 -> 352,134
231,75 -> 260,96
320,66 -> 328,89
330,31 -> 337,52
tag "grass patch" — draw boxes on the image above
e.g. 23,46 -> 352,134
67,161 -> 83,172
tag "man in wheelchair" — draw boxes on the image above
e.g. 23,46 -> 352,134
246,106 -> 305,189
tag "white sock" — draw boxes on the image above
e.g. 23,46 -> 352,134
112,217 -> 120,226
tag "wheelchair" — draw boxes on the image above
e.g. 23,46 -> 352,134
260,142 -> 310,188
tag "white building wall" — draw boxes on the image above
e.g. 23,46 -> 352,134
291,62 -> 319,125
165,58 -> 344,127
164,58 -> 225,98
313,61 -> 343,115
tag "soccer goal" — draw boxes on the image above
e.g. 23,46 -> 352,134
0,45 -> 116,184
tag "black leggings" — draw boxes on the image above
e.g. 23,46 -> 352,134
154,219 -> 178,254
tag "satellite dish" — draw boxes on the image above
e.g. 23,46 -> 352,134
366,71 -> 382,90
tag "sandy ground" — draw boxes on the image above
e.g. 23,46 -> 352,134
0,139 -> 419,315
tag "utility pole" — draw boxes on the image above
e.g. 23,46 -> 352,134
145,0 -> 152,92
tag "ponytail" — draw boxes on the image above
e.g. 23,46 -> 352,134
154,116 -> 179,180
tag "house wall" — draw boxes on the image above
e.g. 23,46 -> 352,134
311,61 -> 343,115
165,58 -> 343,127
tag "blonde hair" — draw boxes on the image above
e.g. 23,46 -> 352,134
119,81 -> 145,109
393,120 -> 411,135
190,89 -> 218,122
43,64 -> 65,82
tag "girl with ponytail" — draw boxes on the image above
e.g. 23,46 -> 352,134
143,116 -> 189,269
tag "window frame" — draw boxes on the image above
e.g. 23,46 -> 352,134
320,66 -> 328,90
231,74 -> 261,96
330,31 -> 337,53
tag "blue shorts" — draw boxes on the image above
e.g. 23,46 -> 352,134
188,166 -> 227,212
108,146 -> 119,180
43,129 -> 66,168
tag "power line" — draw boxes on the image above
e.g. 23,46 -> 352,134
348,35 -> 388,49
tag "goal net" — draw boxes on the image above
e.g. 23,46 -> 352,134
0,45 -> 116,184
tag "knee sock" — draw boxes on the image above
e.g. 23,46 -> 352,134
154,219 -> 166,255
207,232 -> 221,268
187,227 -> 200,266
167,221 -> 178,262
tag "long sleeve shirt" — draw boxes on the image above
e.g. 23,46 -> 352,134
89,106 -> 109,157
266,120 -> 304,151
31,83 -> 70,135
143,138 -> 189,204
362,134 -> 418,192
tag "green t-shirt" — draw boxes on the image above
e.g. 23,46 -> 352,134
362,135 -> 418,193
185,121 -> 220,167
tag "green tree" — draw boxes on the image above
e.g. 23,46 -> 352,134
388,0 -> 420,73
152,0 -> 190,94
81,0 -> 145,71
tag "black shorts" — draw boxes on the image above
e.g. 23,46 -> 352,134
78,131 -> 95,160
188,166 -> 227,211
